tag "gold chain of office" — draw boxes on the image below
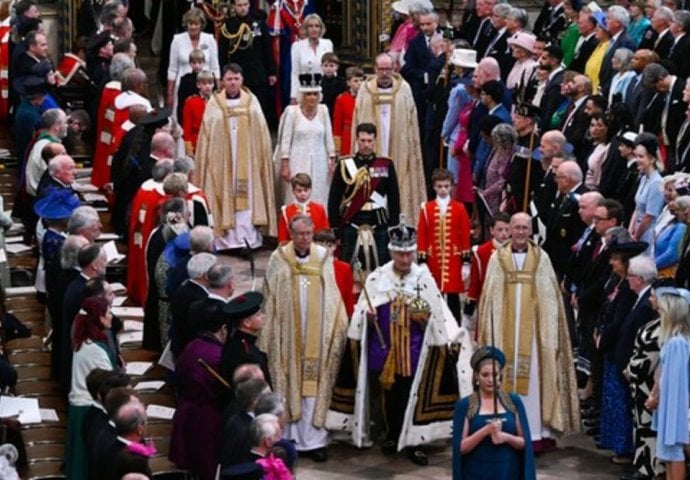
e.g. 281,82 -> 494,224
220,22 -> 254,54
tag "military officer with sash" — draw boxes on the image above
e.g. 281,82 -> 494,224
328,122 -> 401,271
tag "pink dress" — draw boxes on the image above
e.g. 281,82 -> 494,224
453,100 -> 477,204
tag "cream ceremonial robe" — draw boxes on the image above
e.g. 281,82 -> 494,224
328,261 -> 474,450
259,242 -> 348,450
478,241 -> 580,439
193,88 -> 277,248
353,74 -> 426,222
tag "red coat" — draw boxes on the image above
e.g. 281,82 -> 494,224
332,91 -> 356,155
127,180 -> 169,305
333,258 -> 355,317
91,81 -> 125,188
466,240 -> 497,303
182,95 -> 207,155
416,199 -> 471,293
56,53 -> 86,86
277,201 -> 329,243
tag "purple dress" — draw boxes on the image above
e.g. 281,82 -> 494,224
169,335 -> 225,480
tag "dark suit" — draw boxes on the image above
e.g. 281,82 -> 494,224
646,77 -> 688,170
599,31 -> 636,97
61,273 -> 88,392
542,185 -> 588,277
142,227 -> 164,352
669,34 -> 690,79
484,29 -> 510,63
473,18 -> 496,58
170,279 -> 208,357
568,34 -> 598,73
89,420 -> 118,480
221,330 -> 271,387
653,30 -> 675,61
111,444 -> 152,480
219,411 -> 253,469
615,161 -> 640,225
610,288 -> 656,374
188,296 -> 227,334
533,3 -> 567,44
626,73 -> 645,123
562,97 -> 590,150
637,25 -> 658,51
539,69 -> 566,131
675,120 -> 690,172
84,406 -> 111,480
402,31 -> 439,149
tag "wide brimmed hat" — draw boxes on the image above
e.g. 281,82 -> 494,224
392,0 -> 409,15
450,48 -> 478,68
593,11 -> 608,31
33,188 -> 80,220
298,73 -> 323,93
654,286 -> 690,304
508,31 -> 537,53
222,291 -> 264,322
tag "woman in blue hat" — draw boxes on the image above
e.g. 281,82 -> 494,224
452,346 -> 535,480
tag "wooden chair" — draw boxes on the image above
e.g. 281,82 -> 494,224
24,460 -> 65,479
25,444 -> 64,464
21,427 -> 67,446
6,337 -> 44,354
9,351 -> 50,366
15,365 -> 52,381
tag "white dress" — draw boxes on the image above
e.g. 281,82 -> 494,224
167,32 -> 220,119
289,38 -> 333,100
276,104 -> 335,205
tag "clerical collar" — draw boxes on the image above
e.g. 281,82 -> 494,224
512,245 -> 528,253
226,91 -> 241,100
377,82 -> 392,89
295,249 -> 310,259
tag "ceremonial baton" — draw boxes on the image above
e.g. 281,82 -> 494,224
353,260 -> 387,350
197,358 -> 231,390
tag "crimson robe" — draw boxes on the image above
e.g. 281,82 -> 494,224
332,91 -> 356,156
277,201 -> 329,244
91,81 -> 126,188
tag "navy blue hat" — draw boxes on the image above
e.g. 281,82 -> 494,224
139,108 -> 171,129
33,188 -> 80,220
470,346 -> 506,371
222,291 -> 264,322
17,74 -> 48,97
608,240 -> 648,257
197,301 -> 228,333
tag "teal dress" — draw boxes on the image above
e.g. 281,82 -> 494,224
452,392 -> 535,480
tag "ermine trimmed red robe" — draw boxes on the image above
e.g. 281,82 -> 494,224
416,198 -> 471,294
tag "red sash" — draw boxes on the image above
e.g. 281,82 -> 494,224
339,157 -> 390,227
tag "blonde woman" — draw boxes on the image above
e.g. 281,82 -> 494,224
289,13 -> 333,103
646,288 -> 690,480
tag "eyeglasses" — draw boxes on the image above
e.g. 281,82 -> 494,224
592,215 -> 611,221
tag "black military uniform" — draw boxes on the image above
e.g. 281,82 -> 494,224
220,291 -> 271,386
542,184 -> 588,278
218,8 -> 277,127
505,104 -> 543,214
327,152 -> 400,268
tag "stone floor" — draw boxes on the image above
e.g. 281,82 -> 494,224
222,248 -> 632,479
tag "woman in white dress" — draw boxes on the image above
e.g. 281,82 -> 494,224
289,13 -> 333,104
166,7 -> 220,118
276,72 -> 336,205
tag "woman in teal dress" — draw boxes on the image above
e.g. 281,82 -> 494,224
66,297 -> 117,480
647,288 -> 690,480
452,347 -> 535,480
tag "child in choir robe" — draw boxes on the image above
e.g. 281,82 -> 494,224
416,168 -> 471,322
277,173 -> 329,244
332,66 -> 364,157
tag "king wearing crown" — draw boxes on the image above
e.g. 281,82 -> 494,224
326,216 -> 474,465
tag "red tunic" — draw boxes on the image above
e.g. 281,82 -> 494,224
333,258 -> 355,317
466,240 -> 497,303
332,91 -> 356,156
416,199 -> 471,294
0,22 -> 11,121
182,95 -> 207,155
127,180 -> 169,305
56,53 -> 86,86
277,201 -> 329,244
91,81 -> 124,188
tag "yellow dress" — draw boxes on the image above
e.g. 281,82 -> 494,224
585,40 -> 610,93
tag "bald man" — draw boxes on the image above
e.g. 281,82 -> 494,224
478,212 -> 579,452
542,160 -> 587,278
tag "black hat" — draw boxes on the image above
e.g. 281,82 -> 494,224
514,102 -> 540,119
86,30 -> 113,55
298,73 -> 323,93
470,346 -> 506,371
139,108 -> 171,129
18,74 -> 48,97
197,301 -> 228,333
634,132 -> 659,157
608,240 -> 648,257
222,291 -> 264,322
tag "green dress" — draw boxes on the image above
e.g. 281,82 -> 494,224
561,23 -> 580,68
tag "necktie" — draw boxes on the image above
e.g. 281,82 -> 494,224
626,74 -> 640,102
473,18 -> 488,47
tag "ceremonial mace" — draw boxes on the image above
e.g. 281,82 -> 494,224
353,260 -> 387,350
521,129 -> 537,213
197,358 -> 231,389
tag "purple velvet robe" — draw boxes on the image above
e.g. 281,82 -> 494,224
169,335 -> 224,480
368,302 -> 425,374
